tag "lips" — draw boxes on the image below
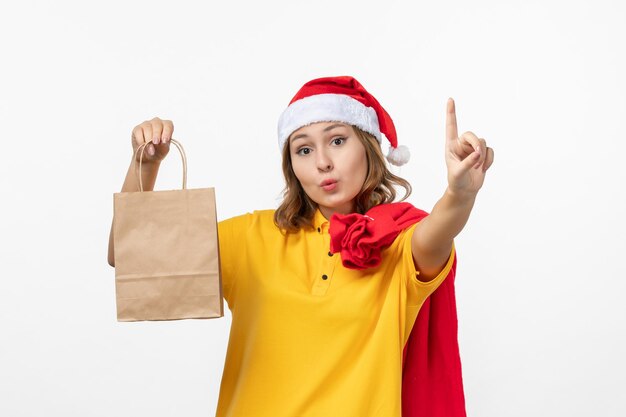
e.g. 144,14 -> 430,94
321,179 -> 337,191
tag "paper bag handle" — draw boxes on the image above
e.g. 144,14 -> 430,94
134,139 -> 188,192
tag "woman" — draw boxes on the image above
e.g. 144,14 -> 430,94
108,76 -> 494,417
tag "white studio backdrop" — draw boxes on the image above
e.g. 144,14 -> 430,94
1,0 -> 624,416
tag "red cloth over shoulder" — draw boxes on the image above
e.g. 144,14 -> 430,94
329,202 -> 466,417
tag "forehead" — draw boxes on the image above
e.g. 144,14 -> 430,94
290,122 -> 353,141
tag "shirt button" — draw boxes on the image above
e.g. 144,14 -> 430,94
328,251 -> 333,256
317,227 -> 321,233
322,274 -> 328,280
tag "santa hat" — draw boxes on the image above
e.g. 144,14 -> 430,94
277,76 -> 410,166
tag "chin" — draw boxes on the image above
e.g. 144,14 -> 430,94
305,187 -> 358,214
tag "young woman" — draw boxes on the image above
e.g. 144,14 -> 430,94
108,76 -> 494,417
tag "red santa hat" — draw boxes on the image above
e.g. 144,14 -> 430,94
277,76 -> 410,166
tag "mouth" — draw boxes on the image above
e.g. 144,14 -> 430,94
320,179 -> 337,191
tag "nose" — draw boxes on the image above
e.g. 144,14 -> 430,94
316,149 -> 333,172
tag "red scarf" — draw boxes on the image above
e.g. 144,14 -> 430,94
329,202 -> 467,417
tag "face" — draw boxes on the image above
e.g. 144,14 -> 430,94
289,122 -> 368,219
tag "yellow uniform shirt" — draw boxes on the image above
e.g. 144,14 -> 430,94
215,209 -> 455,417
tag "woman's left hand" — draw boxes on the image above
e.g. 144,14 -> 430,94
444,98 -> 494,196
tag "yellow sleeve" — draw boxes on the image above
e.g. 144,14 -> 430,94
218,213 -> 252,309
398,222 -> 456,307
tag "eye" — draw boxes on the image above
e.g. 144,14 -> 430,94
331,137 -> 346,146
296,147 -> 312,156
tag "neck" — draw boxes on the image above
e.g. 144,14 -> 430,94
318,203 -> 355,220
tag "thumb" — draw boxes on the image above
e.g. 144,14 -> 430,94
457,149 -> 481,173
141,142 -> 156,157
134,142 -> 155,161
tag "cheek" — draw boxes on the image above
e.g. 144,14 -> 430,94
351,151 -> 369,183
290,159 -> 312,186
359,156 -> 368,177
354,165 -> 368,192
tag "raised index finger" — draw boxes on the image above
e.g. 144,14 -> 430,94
446,97 -> 458,142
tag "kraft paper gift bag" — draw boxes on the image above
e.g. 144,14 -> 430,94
113,139 -> 223,321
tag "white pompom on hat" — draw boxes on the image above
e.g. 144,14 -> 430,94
277,76 -> 410,166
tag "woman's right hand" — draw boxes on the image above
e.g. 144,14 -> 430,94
131,117 -> 173,164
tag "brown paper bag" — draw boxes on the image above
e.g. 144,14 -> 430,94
113,139 -> 223,321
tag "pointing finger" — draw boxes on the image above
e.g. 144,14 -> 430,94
446,98 -> 458,143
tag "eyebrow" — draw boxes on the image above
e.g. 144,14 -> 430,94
290,123 -> 347,143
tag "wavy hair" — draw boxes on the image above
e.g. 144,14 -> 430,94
273,126 -> 412,232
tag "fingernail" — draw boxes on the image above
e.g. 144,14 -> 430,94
148,146 -> 155,156
152,138 -> 158,144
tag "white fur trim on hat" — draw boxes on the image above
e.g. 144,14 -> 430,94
386,144 -> 410,166
277,94 -> 382,151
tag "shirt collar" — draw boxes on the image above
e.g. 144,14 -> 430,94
313,209 -> 330,234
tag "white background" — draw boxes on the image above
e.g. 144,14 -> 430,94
1,0 -> 625,416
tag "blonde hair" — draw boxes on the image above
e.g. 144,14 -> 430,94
274,126 -> 412,232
